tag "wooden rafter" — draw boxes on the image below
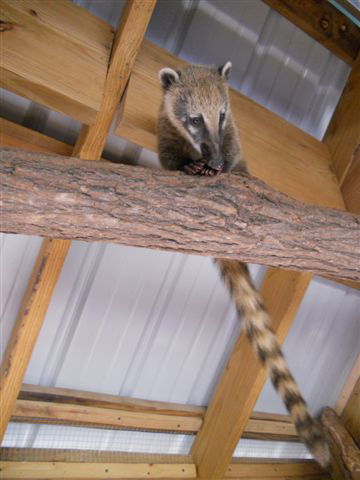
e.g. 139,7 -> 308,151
341,376 -> 360,446
72,0 -> 157,160
336,355 -> 360,446
191,269 -> 312,479
336,355 -> 360,416
341,148 -> 360,216
0,462 -> 197,479
0,0 -> 156,442
2,147 -> 360,280
0,0 -> 113,124
0,239 -> 70,442
9,384 -> 299,441
0,450 -> 326,479
325,54 -> 360,187
262,0 -> 360,65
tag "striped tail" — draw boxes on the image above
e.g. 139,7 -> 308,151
215,258 -> 331,468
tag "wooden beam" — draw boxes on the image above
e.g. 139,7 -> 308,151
262,0 -> 360,65
72,0 -> 156,160
0,0 -> 113,124
341,148 -> 360,215
12,399 -> 202,433
0,450 -> 329,479
0,239 -> 71,441
191,269 -> 313,479
225,459 -> 327,478
2,148 -> 360,280
0,449 -> 193,463
19,384 -> 205,418
324,54 -> 360,186
323,276 -> 360,291
0,458 -> 329,479
321,408 -> 360,480
336,355 -> 360,417
10,385 -> 299,440
336,355 -> 360,446
0,0 -> 154,442
0,462 -> 196,479
0,118 -> 72,155
341,376 -> 360,446
0,448 -> 329,480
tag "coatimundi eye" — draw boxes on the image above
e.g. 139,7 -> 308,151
219,112 -> 225,123
190,116 -> 202,126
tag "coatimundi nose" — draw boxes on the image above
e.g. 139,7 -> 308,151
200,143 -> 224,171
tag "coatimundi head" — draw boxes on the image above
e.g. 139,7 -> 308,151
159,62 -> 232,172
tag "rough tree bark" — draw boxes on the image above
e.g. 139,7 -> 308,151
1,147 -> 359,280
321,408 -> 360,480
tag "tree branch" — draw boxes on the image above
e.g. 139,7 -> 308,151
1,147 -> 359,280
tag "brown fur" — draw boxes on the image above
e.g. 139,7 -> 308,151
157,63 -> 330,468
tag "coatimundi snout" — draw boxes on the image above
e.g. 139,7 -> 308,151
157,61 -> 331,468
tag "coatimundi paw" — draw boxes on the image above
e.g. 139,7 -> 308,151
184,161 -> 219,176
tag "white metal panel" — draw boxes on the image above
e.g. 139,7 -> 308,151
23,239 -> 263,405
0,234 -> 42,362
255,277 -> 360,416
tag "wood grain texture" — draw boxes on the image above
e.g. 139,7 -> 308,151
323,276 -> 360,291
2,147 -> 359,280
336,356 -> 360,418
191,270 -> 312,479
262,0 -> 360,65
12,386 -> 298,440
341,375 -> 360,446
0,238 -> 71,441
0,462 -> 196,479
341,148 -> 360,215
0,0 -> 113,123
0,118 -> 72,155
12,399 -> 202,433
321,408 -> 360,480
0,449 -> 193,463
325,55 -> 360,186
19,384 -> 205,417
73,0 -> 156,160
225,459 -> 326,478
116,41 -> 344,210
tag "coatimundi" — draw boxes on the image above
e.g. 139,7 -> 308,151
157,62 -> 330,467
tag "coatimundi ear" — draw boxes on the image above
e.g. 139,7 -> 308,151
159,68 -> 180,90
218,61 -> 232,81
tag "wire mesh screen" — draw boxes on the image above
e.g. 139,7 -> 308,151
233,439 -> 312,460
2,422 -> 194,455
2,422 -> 313,462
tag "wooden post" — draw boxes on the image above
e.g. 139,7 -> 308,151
191,270 -> 312,479
324,55 -> 360,187
0,0 -> 156,442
